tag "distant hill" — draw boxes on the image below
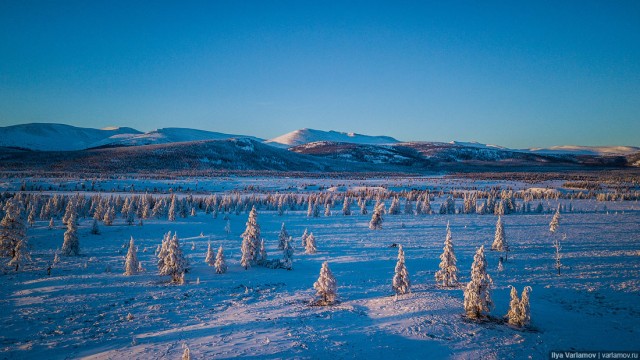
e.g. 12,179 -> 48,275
266,128 -> 399,147
0,123 -> 142,151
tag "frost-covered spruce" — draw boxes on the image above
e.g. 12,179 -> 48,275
90,219 -> 100,235
301,228 -> 309,248
124,236 -> 139,276
214,246 -> 227,274
48,217 -> 54,230
282,236 -> 294,270
491,216 -> 509,260
1,198 -> 26,259
278,223 -> 289,250
519,286 -> 532,326
158,232 -> 188,283
463,245 -> 493,319
258,239 -> 267,263
9,237 -> 31,271
360,199 -> 368,215
435,221 -> 458,287
342,197 -> 351,216
369,202 -> 384,230
392,245 -> 410,295
388,197 -> 400,215
549,206 -> 560,233
305,232 -> 317,254
61,212 -> 80,256
103,206 -> 115,226
168,195 -> 176,222
205,241 -> 215,266
240,206 -> 261,268
506,285 -> 522,326
324,203 -> 331,217
182,345 -> 190,360
313,261 -> 337,305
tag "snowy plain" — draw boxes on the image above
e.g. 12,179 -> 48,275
1,177 -> 639,359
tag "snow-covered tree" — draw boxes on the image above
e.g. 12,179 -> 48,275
9,238 -> 31,271
168,195 -> 176,222
103,206 -> 115,226
1,198 -> 26,259
549,206 -> 560,233
553,234 -> 565,275
282,236 -> 294,270
158,232 -> 188,283
240,206 -> 261,269
491,216 -> 509,261
506,285 -> 532,327
278,223 -> 289,250
360,199 -> 368,215
305,233 -> 317,254
388,197 -> 400,215
463,245 -> 493,319
214,245 -> 227,274
301,228 -> 309,248
124,236 -> 139,275
506,285 -> 522,326
258,238 -> 267,263
435,221 -> 458,287
342,197 -> 351,215
48,217 -> 54,230
369,202 -> 384,230
392,245 -> 410,295
224,219 -> 231,235
90,219 -> 100,235
61,212 -> 80,256
519,286 -> 532,326
313,261 -> 337,305
205,241 -> 215,266
182,344 -> 190,360
324,203 -> 331,216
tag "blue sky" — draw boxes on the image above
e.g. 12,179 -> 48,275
1,0 -> 639,147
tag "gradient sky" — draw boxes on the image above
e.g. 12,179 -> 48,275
1,0 -> 639,148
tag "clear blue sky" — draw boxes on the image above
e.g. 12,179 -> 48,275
1,0 -> 639,148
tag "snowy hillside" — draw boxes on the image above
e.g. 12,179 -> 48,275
0,123 -> 142,151
90,128 -> 263,148
266,128 -> 399,147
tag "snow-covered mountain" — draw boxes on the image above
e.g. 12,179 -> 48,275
526,145 -> 640,156
266,128 -> 399,147
0,123 -> 263,151
0,123 -> 142,151
89,127 -> 263,148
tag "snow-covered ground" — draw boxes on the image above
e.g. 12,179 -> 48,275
1,179 -> 639,359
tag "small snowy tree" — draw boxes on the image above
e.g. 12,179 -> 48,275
61,212 -> 80,256
369,202 -> 384,230
301,228 -> 309,248
506,285 -> 532,327
388,197 -> 400,215
1,198 -> 26,259
313,261 -> 337,305
124,236 -> 139,275
48,217 -> 54,230
277,223 -> 289,250
506,285 -> 522,326
342,197 -> 351,216
182,344 -> 190,360
553,234 -> 565,275
90,219 -> 100,235
168,195 -> 176,222
9,238 -> 31,271
258,238 -> 267,263
519,286 -> 532,326
463,245 -> 493,319
158,232 -> 188,283
282,236 -> 294,270
240,206 -> 261,267
392,245 -> 410,295
305,233 -> 317,254
549,206 -> 560,233
205,241 -> 215,266
214,245 -> 227,274
491,216 -> 509,261
435,221 -> 458,287
103,206 -> 115,226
